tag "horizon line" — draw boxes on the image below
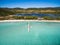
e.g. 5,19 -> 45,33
0,6 -> 60,8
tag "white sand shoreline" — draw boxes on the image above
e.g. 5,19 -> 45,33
0,20 -> 60,22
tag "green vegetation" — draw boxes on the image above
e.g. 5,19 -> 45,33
0,8 -> 15,16
9,16 -> 37,20
56,17 -> 60,20
0,7 -> 60,20
42,16 -> 55,20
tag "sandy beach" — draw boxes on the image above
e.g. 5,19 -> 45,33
0,20 -> 60,22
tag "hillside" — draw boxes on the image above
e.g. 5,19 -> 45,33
0,7 -> 60,20
0,7 -> 60,16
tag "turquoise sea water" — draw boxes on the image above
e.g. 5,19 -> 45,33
0,22 -> 60,45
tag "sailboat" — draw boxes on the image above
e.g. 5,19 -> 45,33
28,22 -> 30,32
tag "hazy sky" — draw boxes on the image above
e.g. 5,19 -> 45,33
0,0 -> 60,8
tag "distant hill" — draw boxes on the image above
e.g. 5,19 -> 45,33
0,7 -> 60,16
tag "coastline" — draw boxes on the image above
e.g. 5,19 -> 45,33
0,20 -> 60,22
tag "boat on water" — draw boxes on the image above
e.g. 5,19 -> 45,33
28,22 -> 30,32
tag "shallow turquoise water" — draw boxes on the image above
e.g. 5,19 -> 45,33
0,22 -> 60,45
